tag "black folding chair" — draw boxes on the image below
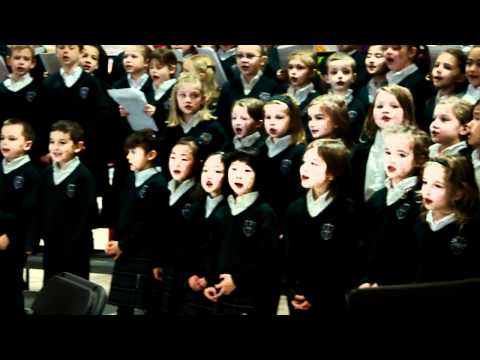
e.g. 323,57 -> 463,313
30,272 -> 107,315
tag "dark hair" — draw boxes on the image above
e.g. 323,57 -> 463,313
305,139 -> 351,200
226,151 -> 263,192
2,118 -> 35,142
124,129 -> 161,164
431,48 -> 468,94
83,45 -> 109,84
421,155 -> 479,225
170,136 -> 202,179
50,120 -> 84,143
201,151 -> 229,195
56,45 -> 84,52
232,97 -> 265,122
151,48 -> 178,68
265,94 -> 306,145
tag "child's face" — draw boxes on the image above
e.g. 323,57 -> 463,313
201,154 -> 225,197
373,90 -> 405,130
421,163 -> 451,214
431,52 -> 463,91
231,105 -> 261,138
49,131 -> 81,165
79,45 -> 99,73
466,47 -> 480,88
264,102 -> 291,139
149,59 -> 174,86
56,45 -> 81,67
383,45 -> 414,72
430,103 -> 467,147
236,45 -> 266,79
326,60 -> 355,92
466,104 -> 480,148
176,83 -> 204,118
123,46 -> 148,75
307,105 -> 336,139
300,147 -> 331,192
228,160 -> 256,196
383,133 -> 415,185
126,146 -> 154,172
288,58 -> 313,89
7,48 -> 35,78
365,45 -> 387,76
169,144 -> 194,182
0,124 -> 32,161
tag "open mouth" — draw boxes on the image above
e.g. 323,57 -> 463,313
206,180 -> 213,187
234,127 -> 243,135
423,198 -> 433,206
269,128 -> 277,135
430,130 -> 439,137
381,116 -> 391,122
387,165 -> 396,173
234,182 -> 244,188
301,175 -> 309,181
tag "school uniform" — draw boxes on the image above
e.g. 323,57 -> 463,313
0,75 -> 44,166
284,190 -> 359,318
214,192 -> 278,315
357,77 -> 387,111
258,135 -> 305,229
37,157 -> 98,283
361,177 -> 421,286
39,67 -> 112,194
160,116 -> 229,173
415,211 -> 480,282
109,167 -> 169,312
462,84 -> 480,105
349,139 -> 373,208
151,78 -> 176,133
342,89 -> 368,142
215,70 -> 284,137
218,48 -> 237,82
424,92 -> 465,130
386,64 -> 434,131
224,131 -> 266,156
428,141 -> 471,159
349,49 -> 370,94
471,149 -> 480,193
151,179 -> 202,314
181,195 -> 229,316
0,155 -> 40,315
287,82 -> 320,132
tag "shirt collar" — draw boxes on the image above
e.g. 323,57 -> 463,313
60,66 -> 83,88
2,154 -> 31,174
241,70 -> 263,96
180,112 -> 202,134
134,166 -> 162,187
127,73 -> 149,90
287,83 -> 315,105
426,211 -> 457,232
472,149 -> 480,196
233,131 -> 262,151
217,47 -> 236,61
227,191 -> 259,216
306,189 -> 333,218
4,73 -> 33,92
52,156 -> 81,185
205,194 -> 224,218
265,134 -> 292,158
385,176 -> 418,206
367,78 -> 387,103
428,141 -> 467,158
153,78 -> 176,101
167,178 -> 195,206
364,131 -> 385,201
386,63 -> 418,85
462,84 -> 480,105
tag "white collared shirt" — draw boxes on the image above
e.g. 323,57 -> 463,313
218,47 -> 236,61
227,191 -> 259,216
167,178 -> 195,206
306,189 -> 333,218
367,78 -> 387,103
462,84 -> 480,105
385,176 -> 418,206
4,73 -> 33,92
386,63 -> 419,85
153,78 -> 176,101
60,66 -> 83,88
426,211 -> 457,232
287,83 -> 315,105
2,154 -> 31,174
329,88 -> 354,106
134,166 -> 162,188
265,134 -> 292,158
471,149 -> 480,194
180,112 -> 202,134
241,70 -> 263,96
205,194 -> 224,218
233,131 -> 262,152
364,131 -> 385,201
53,156 -> 81,185
428,141 -> 467,158
127,73 -> 149,90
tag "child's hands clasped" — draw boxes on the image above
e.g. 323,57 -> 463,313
188,275 -> 207,292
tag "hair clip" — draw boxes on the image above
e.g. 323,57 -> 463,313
268,94 -> 295,109
427,158 -> 450,168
